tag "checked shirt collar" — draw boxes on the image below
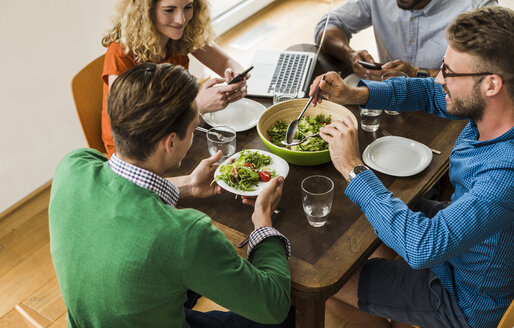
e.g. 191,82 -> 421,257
109,153 -> 179,207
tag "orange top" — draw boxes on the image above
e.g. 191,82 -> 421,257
101,42 -> 190,158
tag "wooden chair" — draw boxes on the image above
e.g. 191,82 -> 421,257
498,299 -> 514,328
71,54 -> 106,154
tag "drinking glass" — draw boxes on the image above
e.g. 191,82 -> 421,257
360,106 -> 382,132
206,126 -> 236,162
273,85 -> 298,104
381,71 -> 408,115
301,175 -> 334,227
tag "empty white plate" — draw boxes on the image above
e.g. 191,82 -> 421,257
362,136 -> 433,177
202,98 -> 266,132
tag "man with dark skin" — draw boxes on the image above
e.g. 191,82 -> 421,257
315,0 -> 496,80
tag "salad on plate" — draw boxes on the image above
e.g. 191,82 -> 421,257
213,149 -> 289,196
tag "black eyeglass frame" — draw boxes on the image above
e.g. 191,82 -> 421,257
440,60 -> 493,79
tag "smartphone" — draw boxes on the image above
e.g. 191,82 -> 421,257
228,66 -> 254,84
357,60 -> 383,70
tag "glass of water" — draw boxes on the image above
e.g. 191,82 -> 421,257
360,106 -> 382,132
206,126 -> 236,162
273,85 -> 298,105
381,71 -> 408,115
301,175 -> 334,227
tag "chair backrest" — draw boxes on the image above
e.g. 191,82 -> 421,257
71,54 -> 106,154
498,299 -> 514,328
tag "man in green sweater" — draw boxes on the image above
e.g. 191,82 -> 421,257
49,63 -> 292,327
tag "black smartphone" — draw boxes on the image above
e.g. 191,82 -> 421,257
228,66 -> 254,84
357,60 -> 383,70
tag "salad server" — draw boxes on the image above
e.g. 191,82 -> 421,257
284,75 -> 325,145
281,132 -> 320,146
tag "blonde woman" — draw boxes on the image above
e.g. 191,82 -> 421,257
101,0 -> 248,157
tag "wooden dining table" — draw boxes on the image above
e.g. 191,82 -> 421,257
174,45 -> 467,328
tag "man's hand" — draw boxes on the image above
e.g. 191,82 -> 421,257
381,60 -> 418,77
351,50 -> 381,80
244,176 -> 285,229
309,71 -> 350,106
320,117 -> 363,179
178,151 -> 223,198
309,72 -> 369,107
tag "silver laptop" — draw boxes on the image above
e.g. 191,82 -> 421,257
246,9 -> 331,98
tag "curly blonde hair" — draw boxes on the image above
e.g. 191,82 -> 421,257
102,0 -> 214,63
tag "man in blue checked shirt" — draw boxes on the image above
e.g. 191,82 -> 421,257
309,6 -> 513,328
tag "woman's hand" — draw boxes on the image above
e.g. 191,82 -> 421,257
194,69 -> 248,114
224,67 -> 248,102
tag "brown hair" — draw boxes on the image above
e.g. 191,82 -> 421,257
102,0 -> 214,63
446,6 -> 514,100
107,63 -> 199,161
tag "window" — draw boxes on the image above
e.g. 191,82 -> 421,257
210,0 -> 278,36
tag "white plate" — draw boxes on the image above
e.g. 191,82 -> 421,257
202,98 -> 266,132
343,73 -> 361,88
362,136 -> 433,177
214,149 -> 289,197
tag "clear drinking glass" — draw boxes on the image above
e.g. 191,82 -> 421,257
301,175 -> 334,227
360,106 -> 382,132
381,71 -> 408,115
273,85 -> 298,104
206,126 -> 236,162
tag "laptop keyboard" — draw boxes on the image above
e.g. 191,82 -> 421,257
268,53 -> 309,93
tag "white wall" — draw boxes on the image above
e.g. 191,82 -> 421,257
0,0 -> 117,212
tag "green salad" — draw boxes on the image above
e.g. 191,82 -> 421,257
213,150 -> 276,192
267,113 -> 331,151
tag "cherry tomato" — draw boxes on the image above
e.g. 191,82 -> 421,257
245,162 -> 255,169
258,171 -> 271,182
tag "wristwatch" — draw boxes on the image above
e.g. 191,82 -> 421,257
347,165 -> 370,183
416,68 -> 429,78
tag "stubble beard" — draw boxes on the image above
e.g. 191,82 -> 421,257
445,82 -> 486,122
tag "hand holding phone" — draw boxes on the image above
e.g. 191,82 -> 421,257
228,66 -> 254,84
357,60 -> 383,70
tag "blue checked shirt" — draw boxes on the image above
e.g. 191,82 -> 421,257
109,154 -> 291,259
315,0 -> 496,69
346,77 -> 514,328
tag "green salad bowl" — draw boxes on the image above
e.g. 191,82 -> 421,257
257,98 -> 357,166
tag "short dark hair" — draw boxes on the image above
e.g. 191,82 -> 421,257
446,6 -> 514,101
107,63 -> 199,161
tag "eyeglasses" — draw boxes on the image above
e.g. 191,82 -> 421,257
440,60 -> 493,79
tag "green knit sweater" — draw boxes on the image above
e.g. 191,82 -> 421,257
49,149 -> 291,327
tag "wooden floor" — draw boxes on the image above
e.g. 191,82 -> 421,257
0,182 -> 358,327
